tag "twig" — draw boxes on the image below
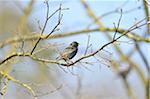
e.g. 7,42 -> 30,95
0,78 -> 9,99
87,2 -> 142,28
0,71 -> 37,99
0,25 -> 150,50
113,9 -> 123,40
31,2 -> 62,55
145,0 -> 150,6
0,19 -> 149,68
45,5 -> 62,39
84,35 -> 91,55
143,0 -> 150,34
37,84 -> 63,97
60,17 -> 149,67
93,55 -> 111,68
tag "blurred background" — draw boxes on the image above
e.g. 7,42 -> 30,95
0,0 -> 149,99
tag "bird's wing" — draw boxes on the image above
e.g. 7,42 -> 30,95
60,47 -> 75,56
56,47 -> 74,60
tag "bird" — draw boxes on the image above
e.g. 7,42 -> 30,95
56,41 -> 79,62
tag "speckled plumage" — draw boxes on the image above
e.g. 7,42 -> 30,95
57,41 -> 79,61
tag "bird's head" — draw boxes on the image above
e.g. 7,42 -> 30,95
70,41 -> 79,47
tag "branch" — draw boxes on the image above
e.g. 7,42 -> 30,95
143,0 -> 150,34
0,52 -> 60,66
0,19 -> 149,68
0,78 -> 9,99
0,26 -> 150,50
60,18 -> 149,67
30,2 -> 62,55
113,9 -> 123,40
135,42 -> 150,99
0,71 -> 37,99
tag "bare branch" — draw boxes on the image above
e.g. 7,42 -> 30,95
135,41 -> 150,99
0,25 -> 150,50
0,71 -> 37,99
60,18 -> 149,67
30,2 -> 62,55
113,9 -> 123,40
0,18 -> 149,68
36,84 -> 63,97
143,0 -> 150,34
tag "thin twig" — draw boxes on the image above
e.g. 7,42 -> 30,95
31,2 -> 62,55
37,84 -> 63,97
0,24 -> 150,50
60,18 -> 149,66
84,35 -> 91,55
113,9 -> 123,40
0,18 -> 149,68
46,5 -> 62,39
